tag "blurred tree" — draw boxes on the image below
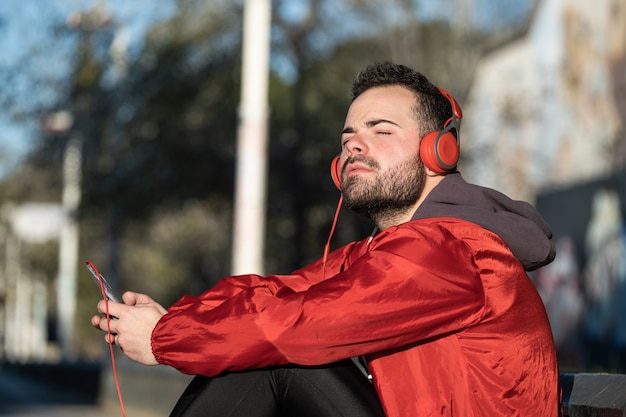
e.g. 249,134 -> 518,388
20,1 -> 245,294
0,2 -> 246,353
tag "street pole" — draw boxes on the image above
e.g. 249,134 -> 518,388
231,0 -> 272,275
56,136 -> 82,360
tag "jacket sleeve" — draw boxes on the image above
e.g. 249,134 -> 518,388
151,223 -> 486,376
166,241 -> 358,313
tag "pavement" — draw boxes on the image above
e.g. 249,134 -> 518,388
0,361 -> 189,417
0,367 -> 110,417
0,405 -> 111,417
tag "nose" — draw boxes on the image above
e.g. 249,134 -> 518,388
344,133 -> 369,156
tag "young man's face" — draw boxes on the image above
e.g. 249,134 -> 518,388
339,85 -> 427,222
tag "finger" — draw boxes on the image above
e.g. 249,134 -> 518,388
96,312 -> 119,334
99,318 -> 107,332
122,291 -> 138,305
97,299 -> 123,319
123,291 -> 154,305
114,335 -> 123,351
97,300 -> 117,314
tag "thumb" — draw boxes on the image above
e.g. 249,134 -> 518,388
122,291 -> 155,306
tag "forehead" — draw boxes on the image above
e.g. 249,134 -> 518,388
346,85 -> 417,122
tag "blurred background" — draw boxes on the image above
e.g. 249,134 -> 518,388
0,0 -> 624,415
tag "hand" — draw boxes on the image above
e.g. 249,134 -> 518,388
91,291 -> 168,366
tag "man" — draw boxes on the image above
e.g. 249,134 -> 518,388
92,62 -> 561,416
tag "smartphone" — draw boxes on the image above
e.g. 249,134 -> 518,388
86,261 -> 120,303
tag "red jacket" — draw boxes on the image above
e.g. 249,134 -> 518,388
152,174 -> 560,416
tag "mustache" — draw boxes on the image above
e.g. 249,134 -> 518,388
342,155 -> 380,176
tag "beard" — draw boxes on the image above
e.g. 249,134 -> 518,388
341,154 -> 426,225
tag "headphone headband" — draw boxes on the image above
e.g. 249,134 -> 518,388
438,88 -> 463,120
419,88 -> 463,174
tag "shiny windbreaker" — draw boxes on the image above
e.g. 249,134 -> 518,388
152,173 -> 560,417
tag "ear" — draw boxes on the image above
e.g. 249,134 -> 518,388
424,165 -> 441,177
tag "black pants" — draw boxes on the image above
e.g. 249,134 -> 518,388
169,360 -> 386,417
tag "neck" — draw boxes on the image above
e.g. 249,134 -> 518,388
374,174 -> 445,230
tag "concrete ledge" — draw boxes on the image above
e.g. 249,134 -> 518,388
561,373 -> 626,417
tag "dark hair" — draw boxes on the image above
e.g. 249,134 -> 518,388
350,62 -> 452,138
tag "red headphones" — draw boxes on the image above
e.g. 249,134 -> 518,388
331,87 -> 462,190
330,155 -> 342,190
420,88 -> 462,174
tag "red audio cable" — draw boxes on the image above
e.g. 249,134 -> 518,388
87,261 -> 127,417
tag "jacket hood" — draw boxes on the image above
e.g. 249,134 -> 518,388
412,172 -> 555,271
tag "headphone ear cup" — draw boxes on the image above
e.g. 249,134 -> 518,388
434,131 -> 460,171
419,131 -> 459,174
330,156 -> 342,190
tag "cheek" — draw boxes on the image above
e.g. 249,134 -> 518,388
379,151 -> 410,171
338,155 -> 347,176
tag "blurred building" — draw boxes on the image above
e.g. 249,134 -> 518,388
462,0 -> 626,202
